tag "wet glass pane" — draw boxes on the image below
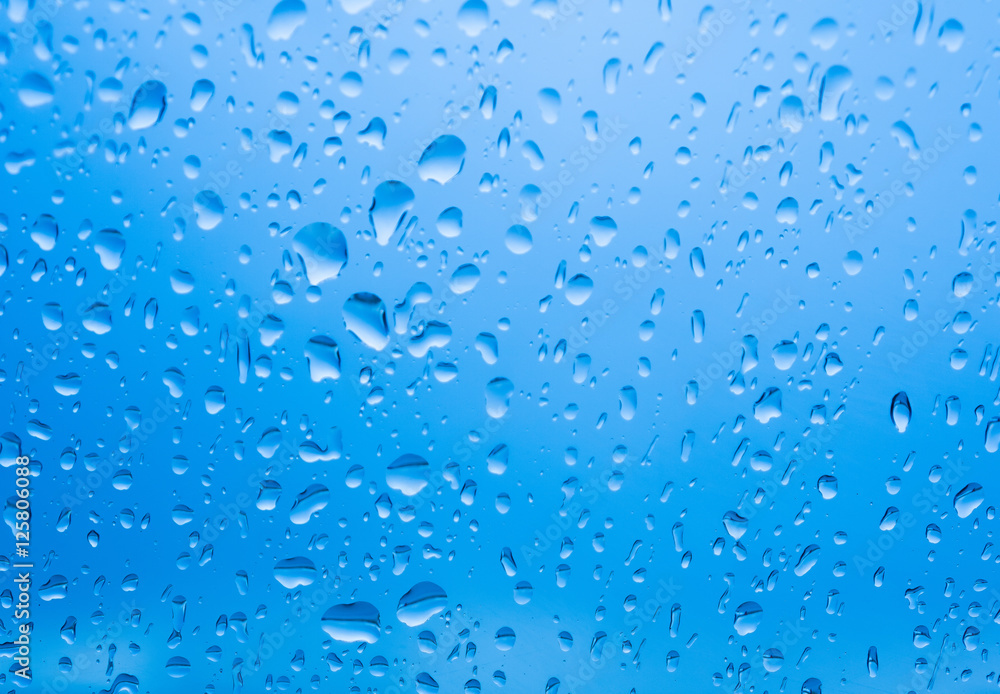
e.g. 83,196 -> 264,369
2,0 -> 998,691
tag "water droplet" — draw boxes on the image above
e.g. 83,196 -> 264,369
456,0 -> 489,37
890,392 -> 911,433
343,292 -> 389,350
294,222 -> 349,283
417,135 -> 467,184
127,80 -> 167,130
18,71 -> 54,107
193,190 -> 224,230
753,387 -> 782,423
396,581 -> 448,626
733,601 -> 762,635
953,482 -> 983,518
321,602 -> 381,643
386,454 -> 430,496
273,556 -> 317,588
369,181 -> 415,245
266,0 -> 307,40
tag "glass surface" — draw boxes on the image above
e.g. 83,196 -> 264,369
1,1 -> 997,692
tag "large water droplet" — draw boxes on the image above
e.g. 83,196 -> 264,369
369,181 -> 415,245
818,65 -> 852,121
386,454 -> 430,496
953,482 -> 983,518
18,71 -> 54,107
809,17 -> 839,49
565,274 -> 594,306
343,292 -> 389,350
266,0 -> 307,40
722,511 -> 748,540
293,222 -> 348,284
753,388 -> 783,423
321,602 -> 381,643
417,135 -> 466,184
456,0 -> 489,37
193,190 -> 224,230
793,544 -> 821,576
396,582 -> 448,626
733,601 -> 762,635
127,80 -> 168,130
485,378 -> 514,418
305,336 -> 341,381
273,557 -> 316,588
289,485 -> 330,525
94,229 -> 126,270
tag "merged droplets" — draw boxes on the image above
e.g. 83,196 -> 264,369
818,65 -> 852,121
204,386 -> 226,414
777,96 -> 805,133
386,454 -> 431,496
750,450 -> 773,472
53,373 -> 82,396
733,601 -> 762,635
343,292 -> 389,350
31,214 -> 58,251
396,581 -> 448,626
369,181 -> 415,245
722,511 -> 748,540
192,191 -> 224,230
289,485 -> 329,524
94,229 -> 126,270
953,482 -> 983,519
753,387 -> 782,423
588,216 -> 617,247
890,120 -> 920,159
817,475 -> 838,500
293,222 -> 348,284
485,377 -> 514,418
273,556 -> 317,588
304,336 -> 341,381
321,602 -> 381,643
